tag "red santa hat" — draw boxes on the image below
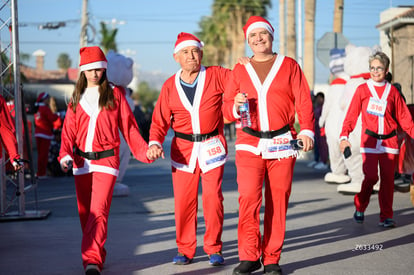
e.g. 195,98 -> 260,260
79,46 -> 107,72
173,32 -> 204,54
36,92 -> 49,103
243,16 -> 274,40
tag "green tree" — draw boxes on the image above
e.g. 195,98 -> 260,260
99,21 -> 118,54
135,81 -> 159,111
57,53 -> 72,70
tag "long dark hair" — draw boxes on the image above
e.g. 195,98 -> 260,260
71,70 -> 115,112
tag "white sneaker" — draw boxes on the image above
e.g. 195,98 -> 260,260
113,183 -> 130,197
314,162 -> 329,170
373,182 -> 380,192
337,182 -> 361,194
307,161 -> 318,168
324,172 -> 351,184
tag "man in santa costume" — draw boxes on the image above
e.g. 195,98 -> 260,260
59,46 -> 152,275
223,16 -> 314,275
147,32 -> 230,267
0,94 -> 22,172
34,92 -> 62,178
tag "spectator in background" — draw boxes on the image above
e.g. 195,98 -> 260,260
34,92 -> 62,179
132,92 -> 151,143
312,92 -> 329,170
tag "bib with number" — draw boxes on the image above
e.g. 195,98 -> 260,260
199,137 -> 226,167
260,132 -> 297,159
367,97 -> 387,117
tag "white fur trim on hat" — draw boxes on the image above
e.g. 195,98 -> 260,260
174,40 -> 204,54
80,61 -> 108,72
245,22 -> 274,39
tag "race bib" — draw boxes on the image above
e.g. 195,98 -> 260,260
367,97 -> 387,117
261,132 -> 297,159
199,137 -> 226,166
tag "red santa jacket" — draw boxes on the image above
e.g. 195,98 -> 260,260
149,65 -> 230,173
59,85 -> 151,176
0,95 -> 20,161
340,79 -> 414,154
223,54 -> 314,156
34,103 -> 61,139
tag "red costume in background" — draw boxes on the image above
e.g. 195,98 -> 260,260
0,95 -> 20,162
34,100 -> 61,177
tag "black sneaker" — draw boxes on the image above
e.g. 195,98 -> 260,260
353,211 -> 364,223
264,264 -> 282,275
85,264 -> 100,275
232,260 -> 261,275
379,218 -> 396,228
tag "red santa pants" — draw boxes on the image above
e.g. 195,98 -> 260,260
36,137 -> 51,176
235,150 -> 295,265
75,172 -> 116,270
171,163 -> 224,259
354,153 -> 397,222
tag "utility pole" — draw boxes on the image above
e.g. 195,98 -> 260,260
80,0 -> 88,48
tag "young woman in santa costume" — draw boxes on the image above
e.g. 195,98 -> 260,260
58,46 -> 152,275
340,51 -> 414,228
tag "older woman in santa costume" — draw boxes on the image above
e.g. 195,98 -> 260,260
59,46 -> 152,275
147,32 -> 230,267
340,51 -> 414,228
223,16 -> 314,275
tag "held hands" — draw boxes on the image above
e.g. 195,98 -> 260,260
234,93 -> 247,110
297,135 -> 314,152
147,144 -> 165,160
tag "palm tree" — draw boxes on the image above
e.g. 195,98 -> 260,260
279,0 -> 286,55
333,0 -> 344,33
304,0 -> 316,89
286,0 -> 296,59
57,53 -> 72,71
199,0 -> 271,68
99,21 -> 118,54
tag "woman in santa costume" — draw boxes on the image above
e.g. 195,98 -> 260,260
340,51 -> 414,228
34,92 -> 62,178
147,32 -> 230,267
58,46 -> 152,275
223,16 -> 314,275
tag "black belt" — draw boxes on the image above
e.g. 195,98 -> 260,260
365,129 -> 396,140
242,124 -> 290,139
74,147 -> 115,160
174,128 -> 219,142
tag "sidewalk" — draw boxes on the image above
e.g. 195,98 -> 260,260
0,143 -> 413,275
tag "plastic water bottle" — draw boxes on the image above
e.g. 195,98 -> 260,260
239,93 -> 251,128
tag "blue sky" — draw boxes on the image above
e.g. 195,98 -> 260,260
16,0 -> 412,84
